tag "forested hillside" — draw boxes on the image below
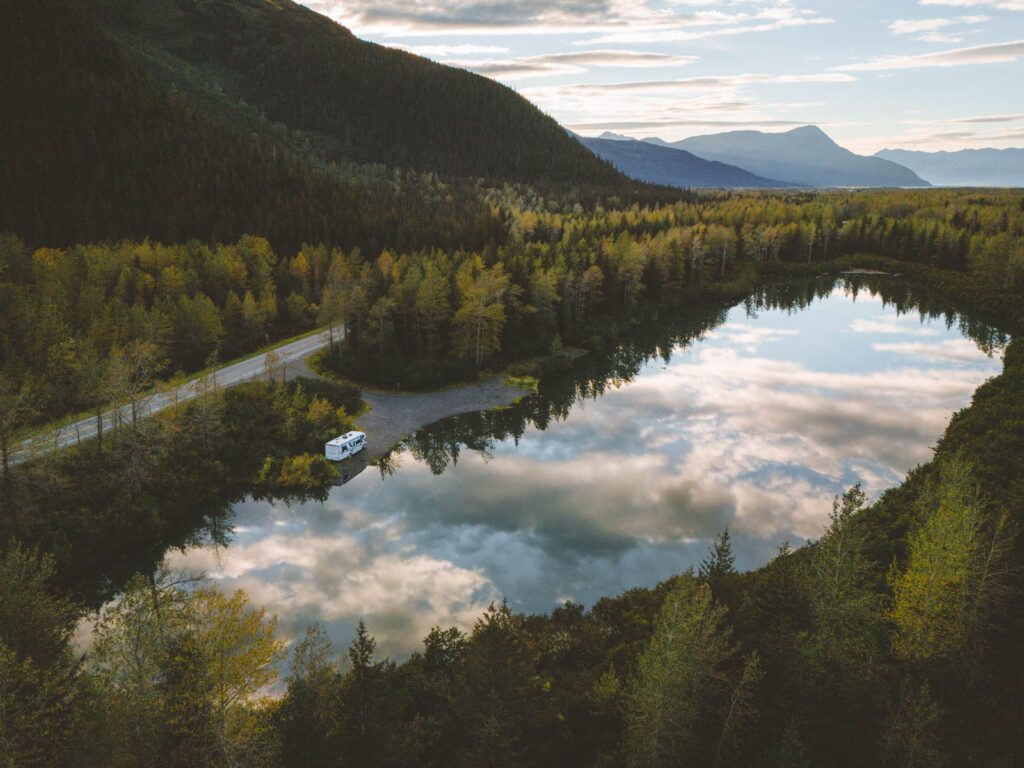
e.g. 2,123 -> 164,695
0,0 -> 510,253
0,0 -> 650,254
100,0 -> 624,185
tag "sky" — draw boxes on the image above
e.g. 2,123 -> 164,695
298,0 -> 1024,154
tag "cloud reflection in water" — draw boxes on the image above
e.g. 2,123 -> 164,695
170,288 -> 1003,656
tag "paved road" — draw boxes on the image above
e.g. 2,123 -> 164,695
14,330 -> 331,464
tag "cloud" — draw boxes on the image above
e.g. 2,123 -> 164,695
715,323 -> 800,351
401,449 -> 738,546
169,526 -> 498,658
309,2 -> 841,138
888,15 -> 990,43
393,43 -> 511,56
920,0 -> 1024,10
906,130 -> 981,142
291,0 -> 1024,151
300,0 -> 832,41
850,317 -> 941,336
301,0 -> 618,35
402,340 -> 987,552
375,303 -> 997,554
836,38 -> 1024,71
576,14 -> 833,46
566,118 -> 808,132
868,118 -> 1024,149
519,71 -> 855,143
956,114 -> 1024,125
525,72 -> 856,97
985,128 -> 1024,139
901,113 -> 1024,124
873,339 -> 998,362
449,50 -> 700,80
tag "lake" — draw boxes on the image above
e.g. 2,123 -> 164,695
169,277 -> 1005,656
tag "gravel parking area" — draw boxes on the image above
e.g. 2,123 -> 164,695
358,377 -> 530,459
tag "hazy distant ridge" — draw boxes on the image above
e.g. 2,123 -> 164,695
875,148 -> 1024,187
644,126 -> 930,188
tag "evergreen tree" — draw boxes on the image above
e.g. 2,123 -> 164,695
890,457 -> 1013,664
341,620 -> 381,767
0,545 -> 81,767
278,625 -> 343,768
453,258 -> 511,368
882,681 -> 946,768
802,486 -> 886,766
699,528 -> 737,603
625,580 -> 735,768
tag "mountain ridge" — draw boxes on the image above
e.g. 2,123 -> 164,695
578,136 -> 793,189
0,0 -> 675,251
97,0 -> 626,185
647,126 -> 930,188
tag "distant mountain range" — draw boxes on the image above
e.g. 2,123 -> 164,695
578,136 -> 791,189
874,148 -> 1024,187
594,128 -> 1023,188
656,126 -> 930,188
584,126 -> 935,189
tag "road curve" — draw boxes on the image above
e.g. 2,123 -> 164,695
13,329 -> 332,465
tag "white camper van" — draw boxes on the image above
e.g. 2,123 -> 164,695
325,431 -> 367,461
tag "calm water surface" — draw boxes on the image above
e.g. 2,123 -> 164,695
170,279 -> 1004,655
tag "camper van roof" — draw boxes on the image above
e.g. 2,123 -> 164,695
326,431 -> 366,446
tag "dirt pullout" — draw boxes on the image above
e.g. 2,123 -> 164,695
339,376 -> 531,470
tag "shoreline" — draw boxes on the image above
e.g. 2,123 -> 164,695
359,376 -> 535,460
309,347 -> 591,484
329,375 -> 537,484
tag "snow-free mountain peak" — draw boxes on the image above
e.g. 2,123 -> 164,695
651,126 -> 929,187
